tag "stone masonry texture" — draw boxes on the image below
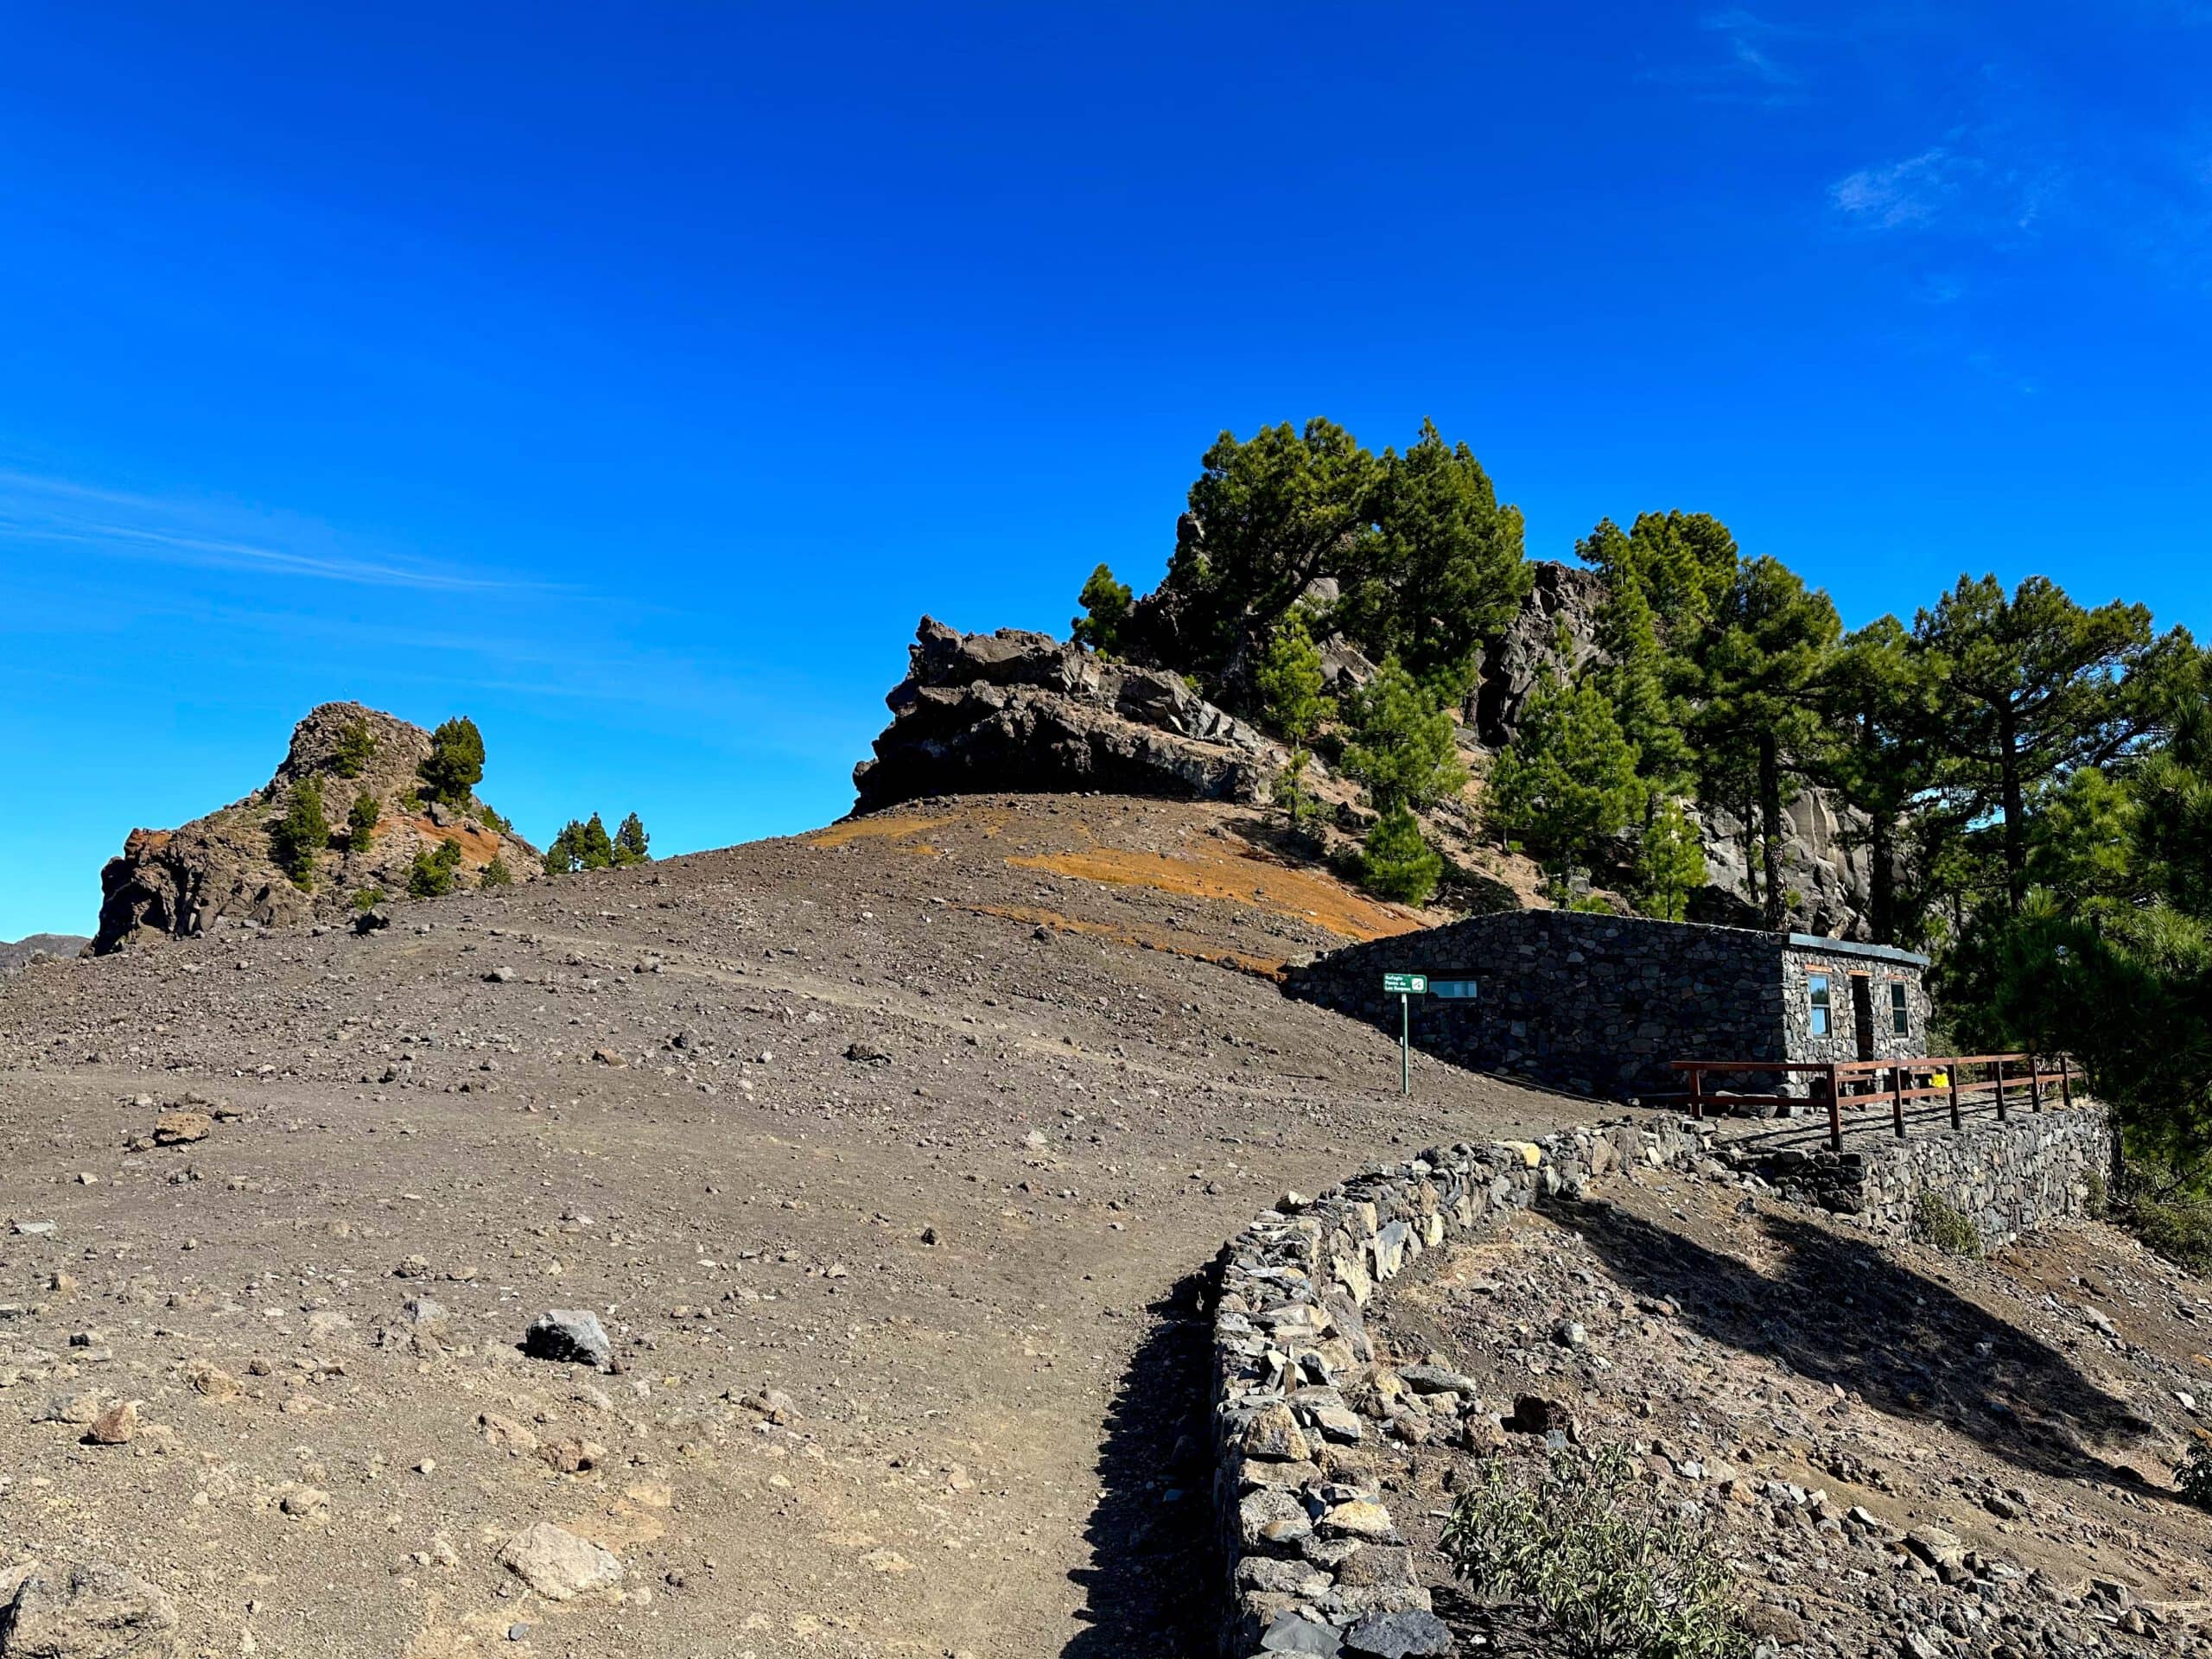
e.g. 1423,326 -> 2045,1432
1281,911 -> 1928,1102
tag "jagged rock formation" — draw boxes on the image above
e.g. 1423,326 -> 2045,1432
94,702 -> 540,954
1691,789 -> 1877,939
1473,559 -> 1606,746
852,618 -> 1290,813
0,934 -> 87,976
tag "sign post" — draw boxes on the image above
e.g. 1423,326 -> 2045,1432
1382,973 -> 1427,1096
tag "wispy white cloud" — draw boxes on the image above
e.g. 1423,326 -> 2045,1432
0,469 -> 532,593
1701,10 -> 1800,86
1829,147 -> 1981,229
1639,9 -> 1810,106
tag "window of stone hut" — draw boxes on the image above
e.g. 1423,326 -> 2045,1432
1890,979 -> 1910,1035
1808,973 -> 1831,1036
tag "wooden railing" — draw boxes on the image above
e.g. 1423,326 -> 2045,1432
1662,1053 -> 2073,1154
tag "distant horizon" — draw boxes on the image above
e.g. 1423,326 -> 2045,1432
5,2 -> 2209,938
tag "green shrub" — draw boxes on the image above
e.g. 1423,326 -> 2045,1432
1270,750 -> 1329,840
480,856 -> 512,887
1912,1191 -> 1983,1258
1254,613 -> 1329,745
1440,1442 -> 1749,1659
2124,1192 -> 2212,1276
418,716 -> 485,806
2085,1169 -> 2109,1221
1360,800 -> 1442,906
346,791 -> 381,854
477,804 -> 513,836
1340,657 -> 1467,812
270,779 -> 329,888
1071,563 -> 1133,654
396,786 -> 424,815
408,839 -> 464,899
332,718 -> 378,779
2178,1438 -> 2212,1511
352,888 -> 385,912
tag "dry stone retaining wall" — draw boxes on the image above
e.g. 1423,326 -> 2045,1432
1208,1115 -> 1709,1658
1731,1108 -> 2111,1251
1207,1103 -> 2111,1656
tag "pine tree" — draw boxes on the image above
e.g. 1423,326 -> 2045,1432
1071,564 -> 1134,654
419,716 -> 486,806
333,718 -> 378,779
543,822 -> 583,875
1149,418 -> 1384,682
1916,575 -> 2156,911
1679,557 -> 1841,929
1809,615 -> 1947,944
1590,569 -> 1691,804
1578,511 -> 1739,640
1486,675 -> 1642,878
580,813 -> 616,870
346,791 -> 381,854
1634,797 -> 1707,921
1253,613 -> 1328,745
1339,658 -> 1467,811
613,813 -> 651,866
270,778 -> 329,887
1340,419 -> 1530,696
1360,800 -> 1442,906
480,856 -> 513,887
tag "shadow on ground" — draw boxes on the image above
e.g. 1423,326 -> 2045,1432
1061,1266 -> 1217,1659
1547,1198 -> 2163,1492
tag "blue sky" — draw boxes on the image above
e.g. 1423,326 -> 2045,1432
3,3 -> 2209,938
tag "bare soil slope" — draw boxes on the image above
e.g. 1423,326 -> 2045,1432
0,795 -> 1592,1659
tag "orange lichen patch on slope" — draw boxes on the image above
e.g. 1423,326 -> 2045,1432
122,829 -> 175,857
805,812 -> 960,850
960,905 -> 1286,980
404,817 -> 506,863
1008,845 -> 1421,943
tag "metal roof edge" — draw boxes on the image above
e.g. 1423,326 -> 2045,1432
1785,932 -> 1931,969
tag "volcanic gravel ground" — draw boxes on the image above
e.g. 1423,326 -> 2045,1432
1364,1166 -> 2212,1656
0,794 -> 1592,1658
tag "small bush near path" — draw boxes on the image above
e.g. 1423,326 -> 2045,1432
1440,1442 -> 1749,1659
1912,1191 -> 1984,1258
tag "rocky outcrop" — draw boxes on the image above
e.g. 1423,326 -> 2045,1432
93,703 -> 540,954
852,618 -> 1290,813
1689,789 -> 1877,939
1473,560 -> 1605,747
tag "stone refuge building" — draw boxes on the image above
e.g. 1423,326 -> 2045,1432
1282,909 -> 1930,1101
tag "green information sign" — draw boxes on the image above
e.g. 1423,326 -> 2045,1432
1382,974 -> 1427,1096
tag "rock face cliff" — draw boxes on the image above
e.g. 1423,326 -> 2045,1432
853,618 -> 1289,814
94,703 -> 541,954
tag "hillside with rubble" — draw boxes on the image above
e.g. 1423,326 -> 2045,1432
0,763 -> 2204,1658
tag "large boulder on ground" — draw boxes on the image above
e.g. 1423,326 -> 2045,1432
851,618 -> 1290,813
93,702 -> 540,954
0,1561 -> 177,1658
